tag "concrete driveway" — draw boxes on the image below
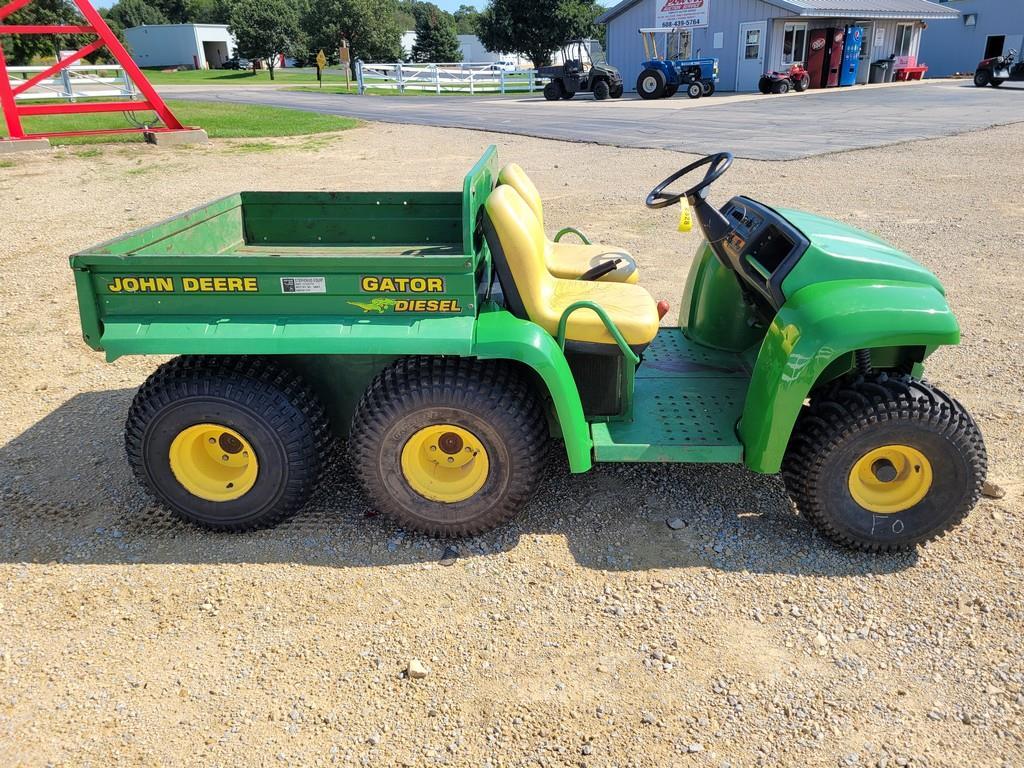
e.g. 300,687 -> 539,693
160,79 -> 1024,160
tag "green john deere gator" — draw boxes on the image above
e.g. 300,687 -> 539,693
70,147 -> 987,552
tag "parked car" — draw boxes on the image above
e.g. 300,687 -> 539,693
221,56 -> 252,71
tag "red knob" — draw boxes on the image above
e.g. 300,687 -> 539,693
657,300 -> 671,320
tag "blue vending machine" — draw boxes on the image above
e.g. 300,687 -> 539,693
839,25 -> 863,86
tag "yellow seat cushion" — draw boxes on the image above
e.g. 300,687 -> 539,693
484,185 -> 659,349
498,162 -> 639,284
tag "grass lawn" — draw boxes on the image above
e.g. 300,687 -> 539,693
0,99 -> 358,145
143,67 -> 353,86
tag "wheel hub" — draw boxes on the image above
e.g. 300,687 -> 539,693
848,445 -> 932,514
401,424 -> 489,503
169,423 -> 258,502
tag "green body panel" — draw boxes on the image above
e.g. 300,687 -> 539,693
778,208 -> 944,296
738,280 -> 960,474
592,329 -> 748,462
471,309 -> 593,474
284,355 -> 397,439
679,243 -> 766,352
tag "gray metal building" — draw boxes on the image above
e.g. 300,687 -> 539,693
919,0 -> 1024,76
598,0 -> 958,91
124,24 -> 236,70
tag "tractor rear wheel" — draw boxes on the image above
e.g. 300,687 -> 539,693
637,68 -> 667,99
350,357 -> 548,537
543,80 -> 564,101
593,79 -> 611,100
125,356 -> 328,531
782,373 -> 987,552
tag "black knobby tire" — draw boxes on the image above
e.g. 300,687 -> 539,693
990,79 -> 1003,87
637,68 -> 667,99
687,82 -> 703,99
973,70 -> 990,87
782,373 -> 987,552
610,83 -> 624,98
758,76 -> 772,94
350,357 -> 548,537
125,356 -> 329,531
794,74 -> 810,92
543,80 -> 563,101
593,79 -> 610,100
664,83 -> 679,97
774,80 -> 790,94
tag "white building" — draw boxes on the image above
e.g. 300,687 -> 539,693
399,31 -> 522,65
124,24 -> 236,70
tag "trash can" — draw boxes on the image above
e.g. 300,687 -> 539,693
884,55 -> 897,82
869,60 -> 889,84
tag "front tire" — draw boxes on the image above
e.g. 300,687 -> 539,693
637,68 -> 667,99
990,79 -> 1003,87
686,82 -> 703,98
125,356 -> 328,531
593,79 -> 610,100
610,83 -> 624,98
782,374 -> 987,552
350,358 -> 548,537
973,70 -> 990,87
794,74 -> 810,91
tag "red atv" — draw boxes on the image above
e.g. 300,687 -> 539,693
758,64 -> 811,94
974,48 -> 1023,87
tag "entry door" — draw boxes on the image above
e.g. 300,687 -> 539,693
736,21 -> 767,91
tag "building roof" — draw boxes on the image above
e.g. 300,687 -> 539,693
597,0 -> 958,23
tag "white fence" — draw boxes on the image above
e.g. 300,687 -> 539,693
6,64 -> 135,101
355,60 -> 539,95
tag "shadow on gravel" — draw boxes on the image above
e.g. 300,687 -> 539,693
0,390 -> 918,576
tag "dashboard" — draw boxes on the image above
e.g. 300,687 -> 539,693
719,196 -> 809,309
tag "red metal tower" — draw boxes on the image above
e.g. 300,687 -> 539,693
0,0 -> 192,144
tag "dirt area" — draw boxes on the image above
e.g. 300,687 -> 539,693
1,123 -> 1022,768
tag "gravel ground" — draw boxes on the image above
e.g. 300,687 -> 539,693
0,123 -> 1022,768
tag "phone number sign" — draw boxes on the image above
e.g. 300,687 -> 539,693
657,0 -> 709,28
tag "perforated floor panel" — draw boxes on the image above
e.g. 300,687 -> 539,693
592,329 -> 749,463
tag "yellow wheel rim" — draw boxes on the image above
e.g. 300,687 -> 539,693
848,444 -> 932,514
401,424 -> 489,503
168,424 -> 259,502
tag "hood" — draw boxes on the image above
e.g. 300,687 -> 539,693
778,207 -> 945,297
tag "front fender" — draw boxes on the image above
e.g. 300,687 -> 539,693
739,281 -> 960,474
473,310 -> 592,473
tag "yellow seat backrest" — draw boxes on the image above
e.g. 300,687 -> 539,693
484,184 -> 554,317
497,162 -> 545,229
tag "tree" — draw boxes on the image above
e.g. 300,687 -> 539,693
184,0 -> 232,23
453,4 -> 480,35
477,0 -> 600,68
229,0 -> 299,80
0,0 -> 82,65
106,0 -> 169,30
300,0 -> 401,68
150,0 -> 188,23
411,2 -> 461,63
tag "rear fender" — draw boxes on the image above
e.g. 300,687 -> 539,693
739,281 -> 960,474
473,311 -> 592,473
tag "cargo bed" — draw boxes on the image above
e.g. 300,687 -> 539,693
70,148 -> 499,360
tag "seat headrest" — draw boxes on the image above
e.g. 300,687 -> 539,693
497,162 -> 544,229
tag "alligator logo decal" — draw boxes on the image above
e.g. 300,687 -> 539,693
348,298 -> 397,313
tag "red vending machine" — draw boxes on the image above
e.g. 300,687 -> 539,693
805,29 -> 828,88
824,27 -> 847,87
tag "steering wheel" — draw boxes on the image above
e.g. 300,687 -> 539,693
645,152 -> 733,209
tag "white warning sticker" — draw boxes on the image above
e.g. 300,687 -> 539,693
280,277 -> 327,294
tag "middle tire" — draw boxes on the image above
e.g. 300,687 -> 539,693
350,357 -> 548,537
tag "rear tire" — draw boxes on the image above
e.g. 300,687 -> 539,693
990,79 -> 1003,87
543,80 -> 563,101
637,68 -> 667,99
125,356 -> 328,531
350,357 -> 548,537
782,373 -> 986,552
973,70 -> 990,87
593,80 -> 610,100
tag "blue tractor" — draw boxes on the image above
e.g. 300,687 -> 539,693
636,27 -> 719,99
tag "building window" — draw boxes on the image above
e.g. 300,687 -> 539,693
894,23 -> 914,57
963,13 -> 977,26
782,22 -> 807,66
744,28 -> 761,59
